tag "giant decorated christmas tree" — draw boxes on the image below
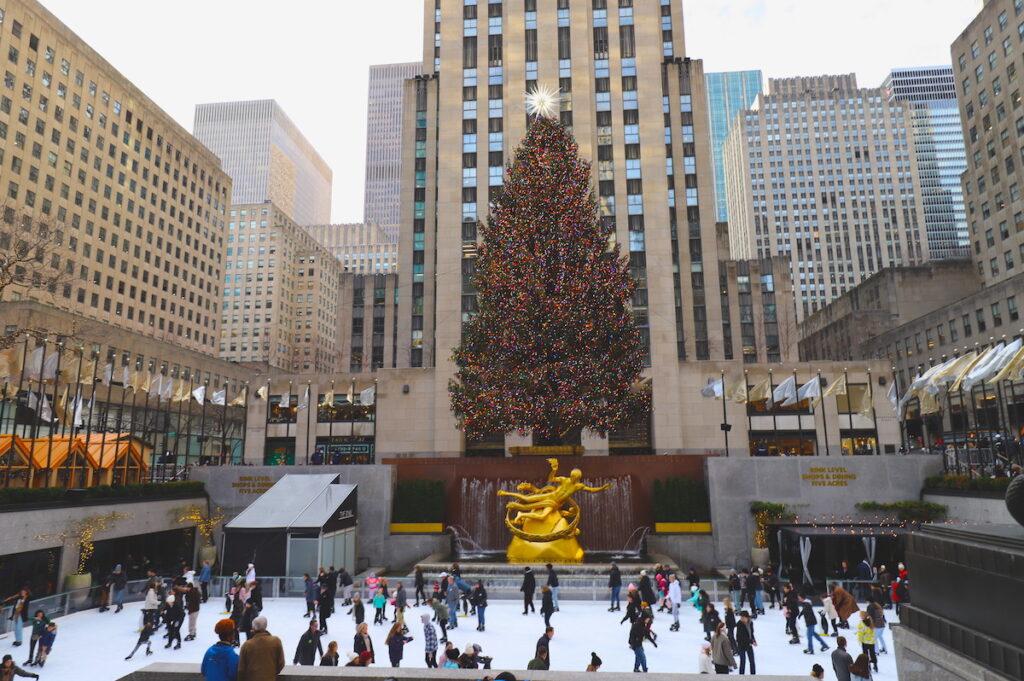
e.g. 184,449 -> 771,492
450,87 -> 650,445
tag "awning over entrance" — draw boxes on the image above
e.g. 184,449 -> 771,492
226,474 -> 357,533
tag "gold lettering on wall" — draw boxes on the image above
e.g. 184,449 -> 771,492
230,475 -> 275,494
800,466 -> 858,488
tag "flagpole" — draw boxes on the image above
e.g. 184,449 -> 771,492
240,382 -> 249,465
744,370 -> 752,455
262,379 -> 271,465
867,369 -> 879,455
112,365 -> 130,486
818,370 -> 829,457
220,384 -> 228,466
123,363 -> 140,484
4,336 -> 29,487
181,374 -> 194,475
720,370 -> 729,457
83,350 -> 99,453
198,379 -> 209,467
792,369 -> 802,455
44,342 -> 64,488
139,362 -> 154,482
31,339 -> 50,443
892,365 -> 906,453
97,359 -> 114,480
328,379 -> 335,464
844,368 -> 854,455
991,336 -> 1010,442
62,346 -> 85,484
768,369 -> 778,455
305,381 -> 313,465
350,378 -> 356,438
158,367 -> 171,474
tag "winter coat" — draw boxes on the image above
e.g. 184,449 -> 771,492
199,565 -> 212,583
373,593 -> 387,610
801,601 -> 818,628
735,619 -> 755,649
395,585 -> 407,609
702,608 -> 721,634
0,663 -> 38,680
527,657 -> 549,671
354,633 -> 375,663
831,586 -> 858,620
365,576 -> 380,593
536,634 -> 552,665
831,648 -> 854,681
711,632 -> 736,668
239,606 -> 257,634
320,652 -> 340,666
143,588 -> 159,610
200,641 -> 239,681
856,560 -> 873,581
317,591 -> 333,617
724,608 -> 736,632
628,620 -> 652,649
546,567 -> 559,588
470,585 -> 487,608
185,588 -> 201,614
638,575 -> 656,604
728,574 -> 741,591
423,621 -> 438,653
237,630 -> 286,681
386,632 -> 412,663
304,579 -> 318,602
353,601 -> 365,624
540,590 -> 554,614
856,620 -> 876,645
38,629 -> 55,649
430,600 -> 448,622
339,570 -> 353,587
29,617 -> 49,639
822,596 -> 839,621
866,602 -> 886,629
746,572 -> 762,595
608,566 -> 621,588
668,580 -> 683,606
444,586 -> 460,609
521,571 -> 536,594
413,570 -> 424,589
293,629 -> 324,665
107,571 -> 127,591
698,653 -> 715,674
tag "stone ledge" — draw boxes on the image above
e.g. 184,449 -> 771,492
117,662 -> 810,681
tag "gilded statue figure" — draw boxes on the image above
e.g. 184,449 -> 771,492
499,458 -> 610,563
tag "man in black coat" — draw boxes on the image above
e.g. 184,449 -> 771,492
536,626 -> 553,667
520,567 -> 536,615
638,570 -> 656,606
545,564 -> 560,611
316,586 -> 333,634
735,610 -> 757,674
294,620 -> 324,665
608,563 -> 622,612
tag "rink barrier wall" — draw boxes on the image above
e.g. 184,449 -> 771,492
117,662 -> 812,681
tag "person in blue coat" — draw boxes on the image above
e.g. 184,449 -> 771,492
198,560 -> 213,603
201,620 -> 239,681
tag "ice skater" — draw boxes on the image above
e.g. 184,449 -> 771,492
801,595 -> 830,655
540,585 -> 555,627
31,623 -> 56,667
667,574 -> 682,631
421,612 -> 438,668
0,655 -> 38,681
125,622 -> 155,660
735,610 -> 757,675
546,564 -> 560,611
521,567 -> 536,615
607,563 -> 622,612
23,611 -> 48,667
628,614 -> 656,672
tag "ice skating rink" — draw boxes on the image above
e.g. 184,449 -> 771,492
3,598 -> 900,680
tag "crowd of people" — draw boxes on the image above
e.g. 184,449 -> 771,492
1,555 -> 906,679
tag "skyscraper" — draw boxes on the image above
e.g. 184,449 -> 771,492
394,0 -> 790,454
884,66 -> 969,260
705,70 -> 763,222
193,100 -> 332,225
304,223 -> 398,275
0,0 -> 231,355
723,74 -> 930,320
364,62 -> 420,240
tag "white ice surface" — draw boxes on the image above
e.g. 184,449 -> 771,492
1,598 -> 900,679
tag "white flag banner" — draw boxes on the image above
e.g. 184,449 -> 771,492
191,385 -> 206,405
211,388 -> 226,406
100,363 -> 113,387
150,374 -> 163,397
298,385 -> 310,410
963,340 -> 1022,390
29,392 -> 54,422
24,346 -> 44,381
887,381 -> 898,412
121,365 -> 132,388
359,385 -> 376,406
255,385 -> 268,401
161,375 -> 174,401
700,377 -> 724,398
797,377 -> 821,406
72,390 -> 84,428
41,351 -> 59,381
773,375 -> 798,406
280,388 -> 290,408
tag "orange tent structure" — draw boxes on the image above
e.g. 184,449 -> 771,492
3,434 -> 151,488
0,434 -> 30,486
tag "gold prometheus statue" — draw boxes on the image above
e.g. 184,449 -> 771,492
499,458 -> 610,563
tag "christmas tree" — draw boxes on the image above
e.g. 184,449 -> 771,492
449,94 -> 650,445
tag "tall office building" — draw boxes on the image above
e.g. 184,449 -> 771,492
723,74 -> 929,320
883,66 -> 969,260
0,0 -> 231,355
365,62 -> 420,240
220,202 -> 345,373
705,70 -> 763,222
193,100 -> 332,225
304,223 -> 398,275
394,0 -> 799,454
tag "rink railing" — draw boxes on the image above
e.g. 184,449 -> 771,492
0,577 -> 153,636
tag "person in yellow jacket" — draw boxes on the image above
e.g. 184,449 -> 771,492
855,611 -> 878,674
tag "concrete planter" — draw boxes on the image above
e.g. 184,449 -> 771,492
750,547 -> 769,568
64,572 -> 92,609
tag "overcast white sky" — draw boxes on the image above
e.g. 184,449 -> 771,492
40,0 -> 983,223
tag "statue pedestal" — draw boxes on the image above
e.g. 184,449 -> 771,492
506,515 -> 584,563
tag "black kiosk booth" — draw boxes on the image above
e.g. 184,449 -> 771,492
222,474 -> 357,577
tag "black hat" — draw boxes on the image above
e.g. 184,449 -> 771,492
590,652 -> 602,667
524,566 -> 532,572
739,610 -> 750,618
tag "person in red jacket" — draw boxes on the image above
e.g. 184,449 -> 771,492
890,563 -> 909,616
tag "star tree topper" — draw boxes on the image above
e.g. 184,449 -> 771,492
525,83 -> 560,119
